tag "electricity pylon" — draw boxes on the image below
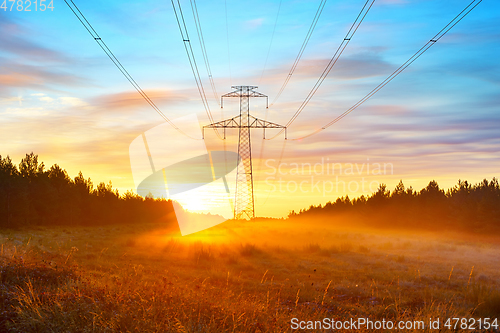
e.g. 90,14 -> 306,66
204,86 -> 286,219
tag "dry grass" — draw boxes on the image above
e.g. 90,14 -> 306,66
0,219 -> 499,332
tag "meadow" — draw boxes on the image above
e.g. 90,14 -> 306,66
0,218 -> 499,332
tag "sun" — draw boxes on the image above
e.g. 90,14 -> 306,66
169,179 -> 234,219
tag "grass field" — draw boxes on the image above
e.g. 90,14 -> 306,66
1,218 -> 499,332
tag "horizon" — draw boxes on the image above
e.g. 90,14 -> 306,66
1,0 -> 499,218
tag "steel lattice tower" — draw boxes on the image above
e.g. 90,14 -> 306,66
204,86 -> 286,219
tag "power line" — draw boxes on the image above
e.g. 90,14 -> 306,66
260,0 -> 327,156
258,0 -> 283,86
189,0 -> 220,107
64,0 -> 198,139
283,0 -> 375,129
225,0 -> 232,87
257,0 -> 283,180
270,0 -> 327,107
286,0 -> 483,141
170,0 -> 222,139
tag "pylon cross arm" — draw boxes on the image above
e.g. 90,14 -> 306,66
248,115 -> 285,128
204,117 -> 240,128
203,115 -> 286,129
203,86 -> 286,219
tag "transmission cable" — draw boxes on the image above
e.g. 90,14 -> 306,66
284,0 -> 483,141
225,0 -> 232,87
270,0 -> 327,107
283,0 -> 376,129
259,0 -> 327,159
64,0 -> 199,139
171,0 -> 223,139
258,0 -> 283,86
256,0 -> 283,188
189,0 -> 220,107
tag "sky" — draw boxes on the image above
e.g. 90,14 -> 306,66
0,0 -> 499,218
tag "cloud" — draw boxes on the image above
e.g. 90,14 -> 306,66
244,18 -> 264,30
375,0 -> 408,5
0,13 -> 18,30
90,90 -> 189,113
0,61 -> 88,96
0,13 -> 69,63
0,13 -> 82,97
256,52 -> 395,95
0,96 -> 23,106
40,96 -> 55,103
292,53 -> 395,81
59,97 -> 87,107
329,104 -> 414,118
0,114 -> 145,192
2,106 -> 48,118
273,96 -> 500,169
0,35 -> 69,63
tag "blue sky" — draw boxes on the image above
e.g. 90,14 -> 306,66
1,0 -> 499,217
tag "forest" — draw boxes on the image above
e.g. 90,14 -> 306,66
0,153 -> 176,228
290,177 -> 500,233
1,153 -> 499,233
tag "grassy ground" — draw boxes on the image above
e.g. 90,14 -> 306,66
1,218 -> 499,332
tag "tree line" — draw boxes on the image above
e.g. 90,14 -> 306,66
288,178 -> 500,233
2,153 -> 498,233
0,153 -> 177,228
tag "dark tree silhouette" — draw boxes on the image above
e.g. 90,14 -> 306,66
0,153 -> 177,229
289,177 -> 500,233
